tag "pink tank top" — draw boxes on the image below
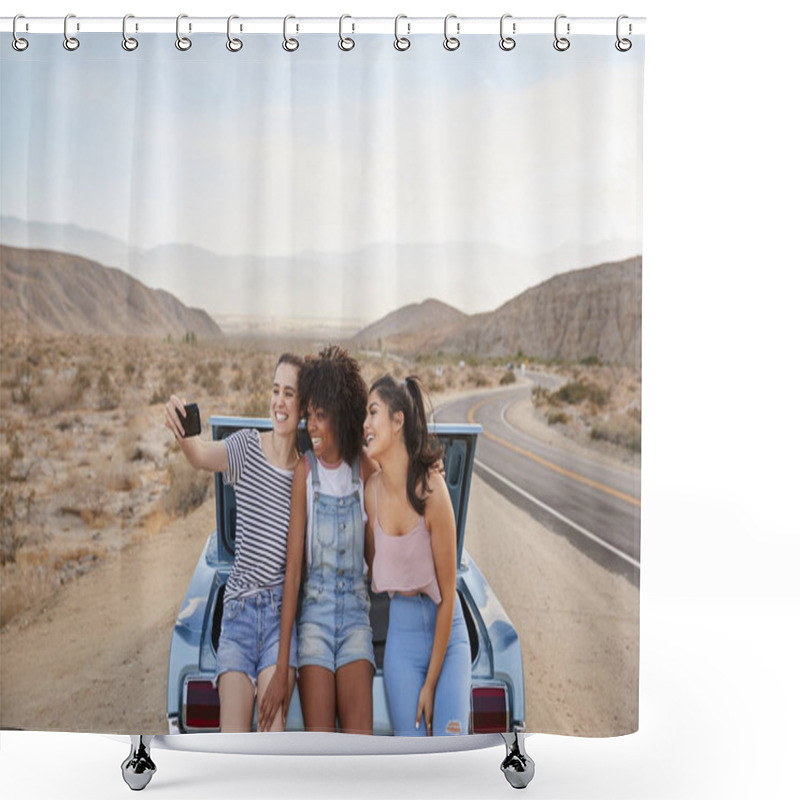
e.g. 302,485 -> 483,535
370,474 -> 442,604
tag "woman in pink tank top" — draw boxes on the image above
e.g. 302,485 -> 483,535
363,375 -> 471,736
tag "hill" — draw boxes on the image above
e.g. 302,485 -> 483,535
0,245 -> 222,339
353,257 -> 642,366
352,298 -> 467,349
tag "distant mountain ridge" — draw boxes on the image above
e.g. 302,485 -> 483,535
0,245 -> 222,339
353,257 -> 642,366
1,215 -> 640,322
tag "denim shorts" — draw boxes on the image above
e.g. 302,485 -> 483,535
214,587 -> 298,688
383,593 -> 471,736
297,579 -> 375,674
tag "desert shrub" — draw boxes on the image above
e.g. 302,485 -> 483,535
230,369 -> 245,392
1,487 -> 34,566
163,459 -> 211,516
96,368 -> 120,411
590,416 -> 641,452
530,385 -> 551,406
123,361 -> 138,383
579,355 -> 601,366
547,411 -> 569,426
192,362 -> 224,396
30,383 -> 74,416
0,561 -> 54,628
106,464 -> 137,492
555,380 -> 609,407
469,370 -> 489,388
499,371 -> 516,386
71,363 -> 92,403
242,392 -> 269,418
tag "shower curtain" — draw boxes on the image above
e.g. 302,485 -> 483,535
0,20 -> 643,740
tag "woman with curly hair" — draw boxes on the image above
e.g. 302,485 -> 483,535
363,374 -> 470,736
259,345 -> 377,734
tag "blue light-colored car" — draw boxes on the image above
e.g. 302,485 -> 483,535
166,416 -> 525,736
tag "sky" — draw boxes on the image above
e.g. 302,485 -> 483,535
1,30 -> 644,315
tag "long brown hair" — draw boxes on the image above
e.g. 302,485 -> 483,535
369,374 -> 443,516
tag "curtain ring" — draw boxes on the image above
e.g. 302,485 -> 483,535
499,14 -> 516,51
615,15 -> 632,51
63,13 -> 80,51
338,14 -> 355,51
176,14 -> 192,51
122,15 -> 138,51
226,15 -> 243,52
553,14 -> 570,52
394,15 -> 410,51
283,15 -> 299,52
12,15 -> 29,52
443,14 -> 460,51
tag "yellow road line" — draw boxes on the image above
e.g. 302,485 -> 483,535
467,397 -> 641,509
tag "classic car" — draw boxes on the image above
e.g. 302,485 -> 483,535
166,415 -> 525,736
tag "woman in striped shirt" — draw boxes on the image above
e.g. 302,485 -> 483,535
164,353 -> 303,732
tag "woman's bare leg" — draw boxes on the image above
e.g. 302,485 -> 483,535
256,665 -> 297,732
298,665 -> 337,732
336,660 -> 374,735
218,671 -> 255,732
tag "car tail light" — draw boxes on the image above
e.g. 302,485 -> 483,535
184,679 -> 219,730
471,685 -> 508,733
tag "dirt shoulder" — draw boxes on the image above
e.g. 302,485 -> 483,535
0,499 -> 215,733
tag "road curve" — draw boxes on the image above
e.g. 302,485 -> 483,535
436,383 -> 641,585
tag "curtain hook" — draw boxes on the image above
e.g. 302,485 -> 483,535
226,15 -> 243,52
338,14 -> 355,51
12,15 -> 29,52
499,14 -> 516,51
122,14 -> 138,51
553,14 -> 570,52
63,13 -> 80,51
394,14 -> 410,51
283,15 -> 299,51
175,14 -> 192,51
443,14 -> 460,51
615,15 -> 632,51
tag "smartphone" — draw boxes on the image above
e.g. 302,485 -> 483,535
181,403 -> 201,437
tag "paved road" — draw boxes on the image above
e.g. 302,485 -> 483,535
436,381 -> 641,585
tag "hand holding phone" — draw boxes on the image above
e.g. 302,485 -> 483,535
181,403 -> 201,437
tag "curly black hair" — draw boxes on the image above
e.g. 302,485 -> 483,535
299,345 -> 368,465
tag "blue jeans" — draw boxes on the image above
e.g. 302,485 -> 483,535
383,593 -> 471,736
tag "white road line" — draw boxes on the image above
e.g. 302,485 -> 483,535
475,458 -> 641,570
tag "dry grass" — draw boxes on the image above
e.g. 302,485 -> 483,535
531,363 -> 641,456
0,545 -> 107,628
0,330 -> 641,629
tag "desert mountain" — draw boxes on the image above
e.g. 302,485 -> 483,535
0,245 -> 222,339
354,257 -> 642,366
352,298 -> 467,348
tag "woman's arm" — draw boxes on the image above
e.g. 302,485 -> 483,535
164,395 -> 228,473
258,458 -> 307,731
416,470 -> 458,734
363,472 -> 376,573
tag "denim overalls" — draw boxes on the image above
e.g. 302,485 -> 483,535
296,452 -> 375,673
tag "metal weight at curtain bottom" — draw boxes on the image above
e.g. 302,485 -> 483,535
500,732 -> 535,790
121,735 -> 156,791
